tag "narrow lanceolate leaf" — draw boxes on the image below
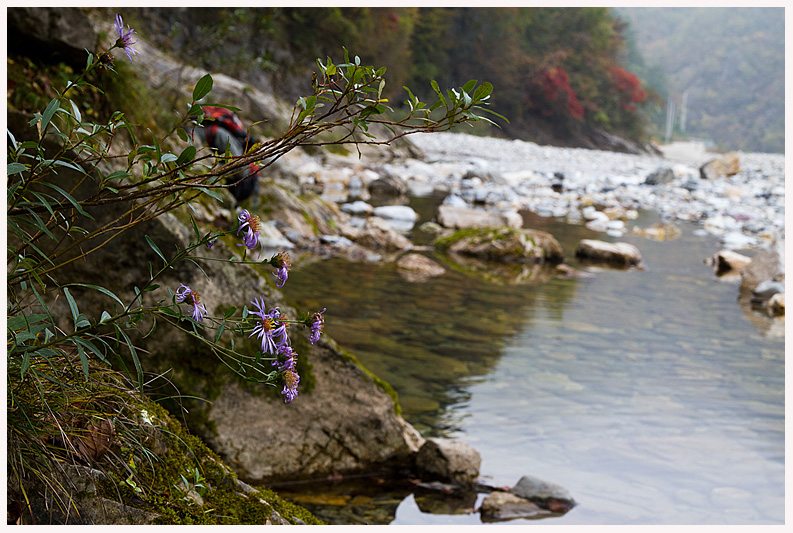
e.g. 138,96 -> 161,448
40,98 -> 61,134
193,74 -> 214,102
145,235 -> 167,264
63,287 -> 81,330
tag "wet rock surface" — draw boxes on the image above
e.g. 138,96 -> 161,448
414,438 -> 481,485
575,239 -> 643,267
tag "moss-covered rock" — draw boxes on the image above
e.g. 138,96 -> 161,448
434,226 -> 565,264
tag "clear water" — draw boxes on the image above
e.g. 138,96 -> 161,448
281,204 -> 784,525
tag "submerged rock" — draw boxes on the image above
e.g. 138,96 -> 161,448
479,491 -> 551,522
575,239 -> 642,267
415,438 -> 481,485
396,253 -> 446,282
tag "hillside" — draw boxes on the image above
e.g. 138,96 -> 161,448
616,7 -> 784,153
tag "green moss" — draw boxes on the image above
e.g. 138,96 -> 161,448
433,227 -> 503,250
96,399 -> 323,525
301,208 -> 320,235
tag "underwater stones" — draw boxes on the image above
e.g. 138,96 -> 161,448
575,239 -> 642,267
396,253 -> 446,282
511,475 -> 577,513
436,227 -> 564,264
415,438 -> 481,485
479,491 -> 550,522
633,222 -> 682,242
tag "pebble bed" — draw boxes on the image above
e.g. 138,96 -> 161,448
395,132 -> 785,250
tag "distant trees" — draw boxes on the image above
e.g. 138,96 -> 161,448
132,7 -> 654,144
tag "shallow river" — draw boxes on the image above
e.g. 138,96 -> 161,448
280,200 -> 784,525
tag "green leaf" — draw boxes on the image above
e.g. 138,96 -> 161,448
7,162 -> 27,175
144,235 -> 167,265
40,98 -> 61,134
176,127 -> 189,142
100,311 -> 112,324
193,74 -> 214,102
63,287 -> 81,330
472,82 -> 494,102
214,319 -> 226,342
6,313 -> 49,331
176,145 -> 196,166
462,79 -> 478,94
40,182 -> 93,219
76,342 -> 90,379
223,307 -> 237,319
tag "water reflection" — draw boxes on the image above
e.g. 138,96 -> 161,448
281,207 -> 784,524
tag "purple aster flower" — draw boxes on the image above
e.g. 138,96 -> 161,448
275,344 -> 300,404
237,209 -> 264,257
308,308 -> 326,345
175,283 -> 207,322
113,14 -> 140,61
205,232 -> 217,249
270,252 -> 291,288
249,296 -> 288,355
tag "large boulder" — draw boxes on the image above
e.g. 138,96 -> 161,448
206,338 -> 425,483
8,7 -> 98,66
575,239 -> 642,267
700,152 -> 741,180
437,205 -> 522,230
435,227 -> 565,264
415,438 -> 481,485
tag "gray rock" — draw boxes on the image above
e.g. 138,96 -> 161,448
368,174 -> 408,199
645,167 -> 675,185
415,438 -> 481,485
340,200 -> 373,216
575,239 -> 642,267
437,205 -> 521,230
319,234 -> 355,247
479,491 -> 551,522
372,205 -> 419,222
442,194 -> 468,208
512,475 -> 576,512
740,245 -> 784,294
8,7 -> 98,66
753,280 -> 785,299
